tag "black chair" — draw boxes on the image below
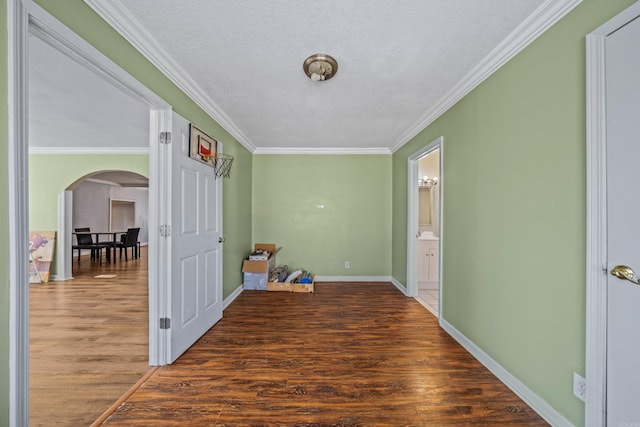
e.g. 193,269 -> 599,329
72,227 -> 107,264
116,227 -> 140,261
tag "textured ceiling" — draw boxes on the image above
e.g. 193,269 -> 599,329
87,0 -> 546,153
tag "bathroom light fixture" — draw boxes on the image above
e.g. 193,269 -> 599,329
303,54 -> 338,81
419,176 -> 438,188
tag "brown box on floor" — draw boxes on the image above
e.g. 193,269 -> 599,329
242,243 -> 277,290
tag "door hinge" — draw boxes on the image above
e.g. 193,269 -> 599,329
159,318 -> 171,329
159,131 -> 171,144
160,224 -> 171,237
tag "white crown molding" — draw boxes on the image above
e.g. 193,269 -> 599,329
83,0 -> 257,154
254,147 -> 391,155
28,146 -> 150,155
390,0 -> 583,153
440,319 -> 574,427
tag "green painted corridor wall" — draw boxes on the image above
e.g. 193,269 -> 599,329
253,155 -> 391,277
392,0 -> 635,425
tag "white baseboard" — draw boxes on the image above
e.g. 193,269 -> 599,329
390,277 -> 408,295
50,274 -> 73,281
439,318 -> 574,427
315,275 -> 394,282
313,276 -> 409,296
223,285 -> 243,310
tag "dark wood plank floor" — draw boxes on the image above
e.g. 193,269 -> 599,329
29,247 -> 150,426
104,282 -> 547,426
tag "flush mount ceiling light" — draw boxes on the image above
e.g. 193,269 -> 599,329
303,54 -> 338,81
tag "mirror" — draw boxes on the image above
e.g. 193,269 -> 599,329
418,186 -> 432,226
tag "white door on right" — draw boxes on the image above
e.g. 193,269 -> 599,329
606,12 -> 640,426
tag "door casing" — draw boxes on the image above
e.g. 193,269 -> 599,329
406,136 -> 443,314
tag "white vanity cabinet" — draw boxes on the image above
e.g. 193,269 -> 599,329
418,238 -> 439,287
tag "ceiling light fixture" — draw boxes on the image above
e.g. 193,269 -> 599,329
303,54 -> 338,82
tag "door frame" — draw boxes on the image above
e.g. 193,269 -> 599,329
406,137 -> 443,306
585,2 -> 640,425
7,1 -> 172,424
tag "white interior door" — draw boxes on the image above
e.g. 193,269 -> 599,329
167,112 -> 223,363
606,14 -> 640,425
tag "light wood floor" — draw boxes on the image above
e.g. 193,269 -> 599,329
103,282 -> 547,426
29,247 -> 150,426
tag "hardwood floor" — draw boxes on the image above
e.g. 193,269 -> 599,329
103,282 -> 547,426
29,247 -> 150,427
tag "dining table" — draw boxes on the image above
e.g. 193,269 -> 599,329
72,230 -> 127,264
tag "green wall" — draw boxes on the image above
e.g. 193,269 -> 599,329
392,0 -> 635,425
29,154 -> 149,230
1,0 -> 9,424
28,154 -> 149,276
253,155 -> 391,277
30,0 -> 253,298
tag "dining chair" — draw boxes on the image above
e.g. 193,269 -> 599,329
72,227 -> 106,264
116,227 -> 141,261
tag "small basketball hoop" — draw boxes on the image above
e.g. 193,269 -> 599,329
211,153 -> 235,179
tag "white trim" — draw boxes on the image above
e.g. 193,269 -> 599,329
254,147 -> 392,155
440,319 -> 574,427
390,0 -> 582,152
406,137 -> 443,300
8,2 -> 174,421
315,275 -> 395,283
53,191 -> 73,281
414,296 -> 438,317
389,277 -> 408,296
223,286 -> 243,310
148,107 -> 172,366
8,1 -> 30,424
85,178 -> 123,187
585,3 -> 640,426
83,0 -> 256,154
29,146 -> 150,155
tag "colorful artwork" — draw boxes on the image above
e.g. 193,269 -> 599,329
29,231 -> 56,283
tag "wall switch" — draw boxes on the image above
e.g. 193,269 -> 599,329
573,372 -> 586,402
344,261 -> 350,269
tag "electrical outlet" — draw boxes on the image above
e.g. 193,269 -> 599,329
573,372 -> 586,402
344,261 -> 350,269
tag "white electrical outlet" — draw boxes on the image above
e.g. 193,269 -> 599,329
573,372 -> 586,402
344,261 -> 350,269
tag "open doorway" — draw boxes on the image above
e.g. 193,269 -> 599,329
415,148 -> 440,316
26,16 -> 154,426
407,137 -> 443,318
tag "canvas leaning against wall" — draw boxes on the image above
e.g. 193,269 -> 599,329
29,231 -> 56,283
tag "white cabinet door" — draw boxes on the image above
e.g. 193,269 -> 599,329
427,247 -> 439,282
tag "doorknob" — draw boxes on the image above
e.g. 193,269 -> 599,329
218,237 -> 225,243
610,265 -> 640,285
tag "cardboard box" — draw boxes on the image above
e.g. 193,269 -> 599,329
242,243 -> 277,290
243,272 -> 268,290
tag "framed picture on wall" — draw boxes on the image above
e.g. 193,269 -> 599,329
189,124 -> 217,166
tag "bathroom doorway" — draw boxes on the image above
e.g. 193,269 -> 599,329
406,137 -> 442,318
416,149 -> 440,316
